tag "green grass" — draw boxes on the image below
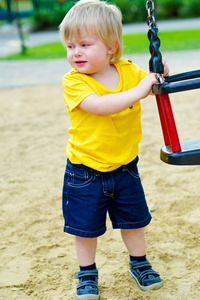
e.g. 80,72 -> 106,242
1,29 -> 200,60
1,41 -> 67,60
123,29 -> 200,54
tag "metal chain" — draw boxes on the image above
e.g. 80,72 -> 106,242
146,1 -> 164,82
146,0 -> 156,28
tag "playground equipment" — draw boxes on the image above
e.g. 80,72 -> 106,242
0,0 -> 35,22
14,0 -> 26,54
146,0 -> 200,165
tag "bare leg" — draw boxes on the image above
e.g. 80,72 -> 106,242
122,228 -> 163,290
75,236 -> 97,266
121,228 -> 146,256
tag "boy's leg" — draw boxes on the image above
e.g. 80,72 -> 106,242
75,236 -> 97,266
121,228 -> 162,291
121,228 -> 146,256
75,236 -> 100,299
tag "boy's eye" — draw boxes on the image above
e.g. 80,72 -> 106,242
66,44 -> 74,49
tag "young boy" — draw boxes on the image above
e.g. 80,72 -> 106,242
60,0 -> 169,299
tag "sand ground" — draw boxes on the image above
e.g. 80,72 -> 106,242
0,52 -> 200,299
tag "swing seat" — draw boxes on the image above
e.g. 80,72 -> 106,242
152,70 -> 200,166
152,70 -> 200,95
161,139 -> 200,165
146,3 -> 200,166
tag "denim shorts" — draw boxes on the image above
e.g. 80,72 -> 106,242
62,157 -> 151,238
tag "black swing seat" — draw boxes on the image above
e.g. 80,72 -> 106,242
161,139 -> 200,165
152,70 -> 200,95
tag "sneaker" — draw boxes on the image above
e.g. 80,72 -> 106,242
75,269 -> 100,299
129,260 -> 163,291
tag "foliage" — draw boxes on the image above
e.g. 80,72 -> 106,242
33,9 -> 65,31
114,0 -> 200,23
32,0 -> 76,31
179,0 -> 200,18
31,0 -> 200,31
0,0 -> 198,30
156,0 -> 200,19
113,0 -> 147,23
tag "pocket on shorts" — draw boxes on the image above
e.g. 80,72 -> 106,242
64,164 -> 95,188
126,157 -> 140,179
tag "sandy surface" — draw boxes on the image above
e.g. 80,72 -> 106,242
0,53 -> 200,299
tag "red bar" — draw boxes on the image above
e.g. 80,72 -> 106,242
156,95 -> 170,145
157,94 -> 181,152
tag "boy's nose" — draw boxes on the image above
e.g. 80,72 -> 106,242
74,47 -> 82,56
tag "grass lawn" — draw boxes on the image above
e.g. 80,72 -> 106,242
123,29 -> 200,54
1,29 -> 200,60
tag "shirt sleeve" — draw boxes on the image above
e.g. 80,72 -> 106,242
62,72 -> 95,111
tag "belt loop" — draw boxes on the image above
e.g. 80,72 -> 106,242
122,166 -> 127,171
95,170 -> 100,176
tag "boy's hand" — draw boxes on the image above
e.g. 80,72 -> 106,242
136,73 -> 158,99
162,59 -> 169,77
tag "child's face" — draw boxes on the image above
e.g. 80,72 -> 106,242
65,28 -> 114,75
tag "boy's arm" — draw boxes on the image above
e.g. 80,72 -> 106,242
79,73 -> 158,116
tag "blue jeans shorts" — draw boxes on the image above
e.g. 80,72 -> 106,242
62,157 -> 151,238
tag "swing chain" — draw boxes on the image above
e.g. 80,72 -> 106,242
146,0 -> 156,28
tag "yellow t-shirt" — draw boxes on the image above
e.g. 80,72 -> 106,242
62,59 -> 147,172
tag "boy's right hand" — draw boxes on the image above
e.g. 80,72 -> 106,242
136,73 -> 158,99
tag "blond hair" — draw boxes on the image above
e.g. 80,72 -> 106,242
59,0 -> 123,63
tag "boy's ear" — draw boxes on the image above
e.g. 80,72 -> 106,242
108,41 -> 118,54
